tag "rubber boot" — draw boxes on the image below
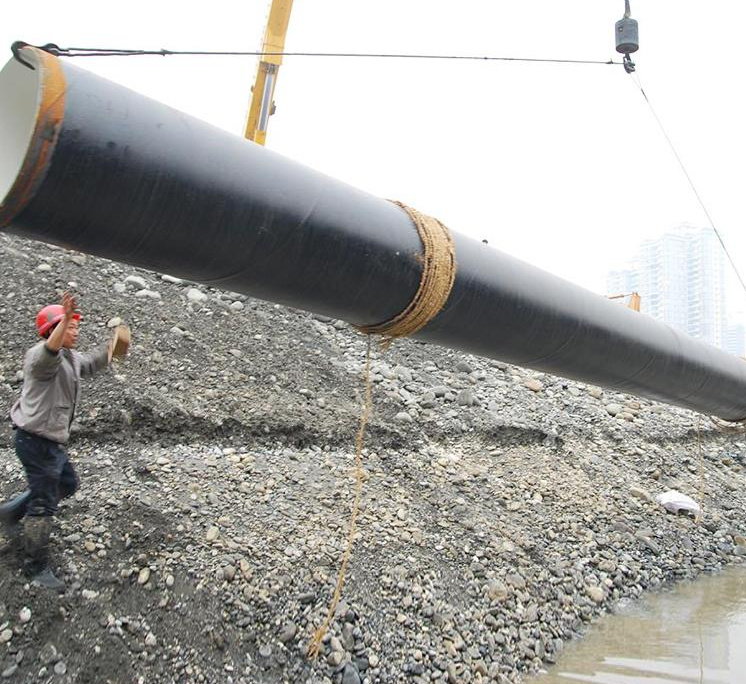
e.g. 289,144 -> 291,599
0,490 -> 31,528
24,516 -> 65,592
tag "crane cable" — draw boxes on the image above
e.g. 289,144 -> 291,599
628,69 -> 746,300
11,40 -> 623,69
630,61 -> 746,430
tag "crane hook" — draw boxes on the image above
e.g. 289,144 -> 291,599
615,0 -> 639,73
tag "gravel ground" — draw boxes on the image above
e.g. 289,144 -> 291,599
0,232 -> 744,684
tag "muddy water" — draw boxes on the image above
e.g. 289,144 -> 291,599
533,566 -> 746,684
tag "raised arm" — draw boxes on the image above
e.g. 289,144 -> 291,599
78,345 -> 111,378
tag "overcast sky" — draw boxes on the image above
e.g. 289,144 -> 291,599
3,1 -> 745,314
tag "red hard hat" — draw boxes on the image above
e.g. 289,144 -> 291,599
35,305 -> 81,338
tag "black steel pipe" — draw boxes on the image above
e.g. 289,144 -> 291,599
2,47 -> 746,421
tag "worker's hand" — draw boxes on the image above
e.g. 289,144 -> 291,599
61,291 -> 78,320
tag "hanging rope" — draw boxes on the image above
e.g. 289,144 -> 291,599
309,202 -> 456,654
306,203 -> 456,655
308,335 -> 373,658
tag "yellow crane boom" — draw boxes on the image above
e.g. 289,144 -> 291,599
244,0 -> 294,145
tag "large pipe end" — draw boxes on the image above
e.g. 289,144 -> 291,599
0,47 -> 65,226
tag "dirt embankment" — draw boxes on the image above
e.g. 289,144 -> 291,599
1,233 -> 745,684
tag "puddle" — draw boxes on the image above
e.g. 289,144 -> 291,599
531,566 -> 746,684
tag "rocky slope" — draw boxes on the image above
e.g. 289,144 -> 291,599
0,232 -> 744,684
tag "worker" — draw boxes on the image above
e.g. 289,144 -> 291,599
0,292 -> 129,590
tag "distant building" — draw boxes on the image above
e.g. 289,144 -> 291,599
724,323 -> 746,357
606,267 -> 639,299
607,226 -> 726,348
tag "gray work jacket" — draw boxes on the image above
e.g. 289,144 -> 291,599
10,341 -> 109,444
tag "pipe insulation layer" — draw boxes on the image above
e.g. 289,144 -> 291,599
2,47 -> 746,421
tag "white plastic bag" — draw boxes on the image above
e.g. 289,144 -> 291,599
654,490 -> 700,516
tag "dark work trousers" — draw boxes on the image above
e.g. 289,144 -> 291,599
14,428 -> 79,517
